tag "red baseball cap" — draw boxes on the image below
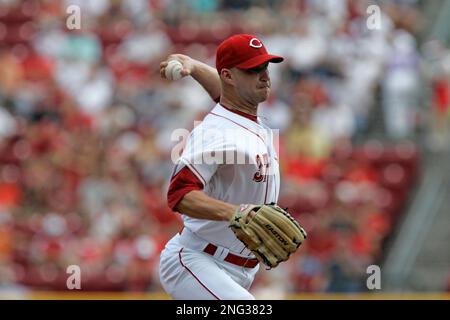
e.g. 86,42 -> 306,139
216,34 -> 284,73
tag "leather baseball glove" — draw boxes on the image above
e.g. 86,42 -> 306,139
230,203 -> 307,269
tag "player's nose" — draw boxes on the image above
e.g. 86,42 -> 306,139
259,68 -> 270,82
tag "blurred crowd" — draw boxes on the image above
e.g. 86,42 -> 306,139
0,0 -> 445,294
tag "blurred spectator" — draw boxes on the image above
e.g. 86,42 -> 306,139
381,29 -> 421,140
422,39 -> 450,151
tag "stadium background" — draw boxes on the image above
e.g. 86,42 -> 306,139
0,0 -> 449,299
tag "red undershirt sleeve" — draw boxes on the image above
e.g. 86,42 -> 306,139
167,166 -> 204,212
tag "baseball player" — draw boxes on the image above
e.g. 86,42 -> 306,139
159,34 -> 306,300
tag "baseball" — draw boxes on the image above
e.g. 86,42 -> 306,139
165,60 -> 183,81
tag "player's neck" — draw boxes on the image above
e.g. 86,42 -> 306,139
219,96 -> 258,117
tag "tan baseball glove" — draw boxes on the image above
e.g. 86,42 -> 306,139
229,203 -> 307,269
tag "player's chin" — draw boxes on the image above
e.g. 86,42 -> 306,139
256,87 -> 270,102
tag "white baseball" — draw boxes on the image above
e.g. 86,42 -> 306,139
165,60 -> 183,81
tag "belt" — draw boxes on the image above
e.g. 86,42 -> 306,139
203,243 -> 259,268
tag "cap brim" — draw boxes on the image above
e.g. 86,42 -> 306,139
235,54 -> 284,70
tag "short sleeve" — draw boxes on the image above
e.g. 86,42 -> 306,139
176,124 -> 236,187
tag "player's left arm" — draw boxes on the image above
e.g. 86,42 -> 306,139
160,54 -> 221,102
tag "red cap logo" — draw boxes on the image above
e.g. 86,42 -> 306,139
249,38 -> 263,48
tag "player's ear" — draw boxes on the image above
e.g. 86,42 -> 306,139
220,68 -> 235,86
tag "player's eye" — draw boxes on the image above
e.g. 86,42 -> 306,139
242,63 -> 268,74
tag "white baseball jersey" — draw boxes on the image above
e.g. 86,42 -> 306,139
172,103 -> 280,254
